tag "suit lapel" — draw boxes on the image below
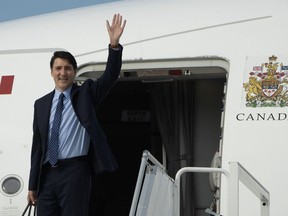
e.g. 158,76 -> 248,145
38,91 -> 54,145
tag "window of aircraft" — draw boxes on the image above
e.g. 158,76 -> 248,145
0,175 -> 23,196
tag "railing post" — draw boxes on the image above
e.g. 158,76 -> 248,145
228,162 -> 270,216
228,162 -> 239,216
261,199 -> 270,216
129,151 -> 149,216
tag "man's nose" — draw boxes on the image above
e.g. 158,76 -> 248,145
60,69 -> 67,75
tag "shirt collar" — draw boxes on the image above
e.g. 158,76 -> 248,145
54,86 -> 72,99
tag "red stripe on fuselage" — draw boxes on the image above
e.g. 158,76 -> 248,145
0,75 -> 14,94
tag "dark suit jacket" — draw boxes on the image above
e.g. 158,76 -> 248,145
28,46 -> 122,191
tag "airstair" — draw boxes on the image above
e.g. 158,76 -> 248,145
129,150 -> 270,216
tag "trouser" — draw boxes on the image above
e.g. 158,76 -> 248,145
37,157 -> 91,216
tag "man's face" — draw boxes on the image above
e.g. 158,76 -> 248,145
51,58 -> 76,92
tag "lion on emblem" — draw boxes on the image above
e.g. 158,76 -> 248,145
243,77 -> 262,101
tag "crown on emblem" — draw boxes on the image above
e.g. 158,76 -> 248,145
269,55 -> 277,62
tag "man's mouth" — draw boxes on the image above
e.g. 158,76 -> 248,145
59,77 -> 68,81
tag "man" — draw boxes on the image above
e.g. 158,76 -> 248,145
27,14 -> 126,215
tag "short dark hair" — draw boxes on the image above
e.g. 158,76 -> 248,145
50,51 -> 77,70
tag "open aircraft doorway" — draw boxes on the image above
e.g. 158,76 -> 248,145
76,57 -> 228,216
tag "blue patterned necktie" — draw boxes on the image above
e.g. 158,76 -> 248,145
49,93 -> 65,166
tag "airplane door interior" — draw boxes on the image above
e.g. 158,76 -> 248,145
76,60 -> 227,216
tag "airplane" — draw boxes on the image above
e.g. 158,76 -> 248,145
0,0 -> 287,215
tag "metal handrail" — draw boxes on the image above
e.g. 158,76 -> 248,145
174,167 -> 229,216
228,162 -> 270,216
130,151 -> 270,216
129,150 -> 165,216
174,162 -> 270,216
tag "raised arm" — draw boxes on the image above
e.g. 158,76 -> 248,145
106,14 -> 126,48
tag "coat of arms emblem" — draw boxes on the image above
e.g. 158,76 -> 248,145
243,55 -> 288,107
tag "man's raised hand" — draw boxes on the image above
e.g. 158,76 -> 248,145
106,14 -> 126,48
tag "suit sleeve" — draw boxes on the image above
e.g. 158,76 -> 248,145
28,102 -> 43,191
90,44 -> 123,106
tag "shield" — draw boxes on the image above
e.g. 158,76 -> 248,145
262,80 -> 279,97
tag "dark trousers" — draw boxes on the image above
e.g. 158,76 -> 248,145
37,158 -> 91,216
